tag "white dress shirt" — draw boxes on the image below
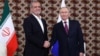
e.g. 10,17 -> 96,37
32,14 -> 44,33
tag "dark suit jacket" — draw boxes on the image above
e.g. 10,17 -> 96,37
23,14 -> 49,56
50,20 -> 84,56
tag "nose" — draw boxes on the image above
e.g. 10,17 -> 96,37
36,6 -> 41,9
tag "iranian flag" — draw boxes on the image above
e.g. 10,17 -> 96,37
0,0 -> 18,56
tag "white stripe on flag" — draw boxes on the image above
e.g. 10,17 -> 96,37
0,43 -> 7,56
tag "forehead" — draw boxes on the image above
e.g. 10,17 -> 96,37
60,8 -> 69,12
32,2 -> 40,6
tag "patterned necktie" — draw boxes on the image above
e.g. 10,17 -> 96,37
64,22 -> 68,34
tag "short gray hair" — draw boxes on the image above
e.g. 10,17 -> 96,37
30,0 -> 41,8
59,7 -> 70,13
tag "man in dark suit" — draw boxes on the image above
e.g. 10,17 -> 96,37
50,7 -> 84,56
23,1 -> 50,56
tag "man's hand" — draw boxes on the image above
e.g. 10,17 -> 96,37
43,41 -> 50,48
79,52 -> 84,56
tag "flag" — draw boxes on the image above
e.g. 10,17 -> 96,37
51,0 -> 66,56
51,40 -> 59,56
0,0 -> 18,56
51,0 -> 86,56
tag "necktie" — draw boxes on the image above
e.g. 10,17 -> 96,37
64,22 -> 68,34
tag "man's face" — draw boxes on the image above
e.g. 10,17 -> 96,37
60,8 -> 70,20
30,2 -> 41,15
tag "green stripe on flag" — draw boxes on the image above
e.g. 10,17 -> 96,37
0,0 -> 9,26
0,13 -> 10,29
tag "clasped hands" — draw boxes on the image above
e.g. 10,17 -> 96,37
43,41 -> 50,48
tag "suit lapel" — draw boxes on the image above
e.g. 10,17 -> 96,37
30,14 -> 44,34
59,21 -> 68,35
59,20 -> 72,37
68,20 -> 72,37
41,19 -> 46,33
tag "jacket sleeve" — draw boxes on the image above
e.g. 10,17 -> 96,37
42,19 -> 48,40
50,25 -> 58,47
77,21 -> 84,53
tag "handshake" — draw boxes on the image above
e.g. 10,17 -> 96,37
43,41 -> 50,48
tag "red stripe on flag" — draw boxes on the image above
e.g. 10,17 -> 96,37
7,33 -> 18,56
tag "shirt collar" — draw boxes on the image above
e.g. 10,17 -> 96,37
62,19 -> 69,23
32,13 -> 41,19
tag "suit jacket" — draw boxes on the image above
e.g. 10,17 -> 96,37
50,20 -> 84,56
23,14 -> 49,56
